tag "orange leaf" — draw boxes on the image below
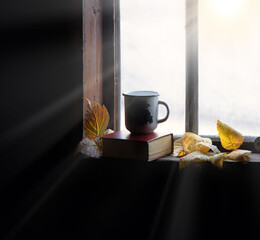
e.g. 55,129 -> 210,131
173,138 -> 184,156
178,150 -> 185,157
84,99 -> 109,139
216,120 -> 244,151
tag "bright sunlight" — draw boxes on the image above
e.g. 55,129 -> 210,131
208,0 -> 245,16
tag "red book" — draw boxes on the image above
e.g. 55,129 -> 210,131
102,131 -> 173,161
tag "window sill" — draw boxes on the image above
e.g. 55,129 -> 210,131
159,153 -> 260,163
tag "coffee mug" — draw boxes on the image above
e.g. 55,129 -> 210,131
123,91 -> 170,134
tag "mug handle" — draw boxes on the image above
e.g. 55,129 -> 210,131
158,101 -> 170,123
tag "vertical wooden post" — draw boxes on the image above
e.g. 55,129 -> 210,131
83,0 -> 121,132
113,0 -> 121,131
83,0 -> 103,104
102,0 -> 121,131
185,0 -> 198,133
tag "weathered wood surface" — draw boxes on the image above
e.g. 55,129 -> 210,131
113,0 -> 121,131
83,0 -> 121,131
83,0 -> 103,104
102,0 -> 121,131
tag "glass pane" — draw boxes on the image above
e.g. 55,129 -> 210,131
120,0 -> 185,134
199,0 -> 260,136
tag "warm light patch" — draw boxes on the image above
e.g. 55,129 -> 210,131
209,0 -> 245,16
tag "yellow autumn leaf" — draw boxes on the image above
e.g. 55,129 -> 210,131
195,142 -> 221,154
182,132 -> 213,154
179,151 -> 209,169
84,99 -> 109,139
216,120 -> 244,151
179,151 -> 226,169
227,149 -> 251,162
208,153 -> 227,168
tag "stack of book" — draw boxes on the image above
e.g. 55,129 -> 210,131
102,131 -> 173,161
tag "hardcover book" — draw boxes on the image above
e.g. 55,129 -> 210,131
102,131 -> 173,161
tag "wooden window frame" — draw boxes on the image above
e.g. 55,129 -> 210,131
83,0 -> 120,131
185,0 -> 259,152
83,0 -> 260,152
83,0 -> 198,133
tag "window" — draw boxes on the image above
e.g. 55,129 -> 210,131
120,0 -> 260,137
120,0 -> 185,134
84,0 -> 260,138
199,0 -> 260,136
120,0 -> 197,134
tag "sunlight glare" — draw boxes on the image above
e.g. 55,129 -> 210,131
209,0 -> 245,16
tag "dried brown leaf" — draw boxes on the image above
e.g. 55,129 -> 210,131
227,149 -> 251,162
195,142 -> 221,154
182,132 -> 213,154
75,138 -> 101,158
84,99 -> 109,139
179,151 -> 210,169
173,138 -> 184,156
208,153 -> 227,169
